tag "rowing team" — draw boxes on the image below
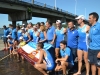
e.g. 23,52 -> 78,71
2,12 -> 100,75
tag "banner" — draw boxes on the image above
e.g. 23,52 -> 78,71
18,42 -> 53,65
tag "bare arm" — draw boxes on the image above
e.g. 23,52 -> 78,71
37,32 -> 40,37
51,30 -> 56,44
39,31 -> 47,42
37,50 -> 44,64
56,55 -> 69,62
63,28 -> 67,34
27,33 -> 31,42
86,25 -> 90,33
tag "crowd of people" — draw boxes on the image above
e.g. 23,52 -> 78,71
2,12 -> 100,75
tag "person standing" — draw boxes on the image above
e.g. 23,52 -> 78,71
46,20 -> 55,45
27,22 -> 33,40
39,25 -> 47,43
67,21 -> 78,72
3,25 -> 9,50
74,15 -> 90,75
88,12 -> 100,75
54,20 -> 67,58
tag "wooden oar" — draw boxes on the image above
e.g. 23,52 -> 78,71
0,53 -> 12,61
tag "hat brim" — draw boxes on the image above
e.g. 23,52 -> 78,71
75,17 -> 79,19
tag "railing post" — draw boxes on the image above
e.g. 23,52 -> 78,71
44,3 -> 46,7
32,0 -> 34,4
61,9 -> 62,12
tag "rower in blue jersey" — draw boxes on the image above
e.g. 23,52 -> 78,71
32,25 -> 39,43
54,20 -> 67,58
28,22 -> 33,39
21,28 -> 31,43
3,25 -> 10,50
46,20 -> 55,45
16,26 -> 22,41
10,25 -> 17,41
55,41 -> 74,75
34,42 -> 55,75
78,25 -> 89,50
36,22 -> 41,32
38,25 -> 47,43
74,15 -> 90,75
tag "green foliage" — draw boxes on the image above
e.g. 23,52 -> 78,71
27,7 -> 32,13
62,24 -> 68,28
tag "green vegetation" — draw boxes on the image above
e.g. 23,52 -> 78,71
62,24 -> 68,28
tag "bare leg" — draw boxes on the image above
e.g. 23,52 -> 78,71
34,64 -> 48,75
10,50 -> 13,58
55,48 -> 60,58
4,42 -> 6,50
91,64 -> 96,75
55,64 -> 62,71
83,51 -> 90,75
73,50 -> 83,75
55,64 -> 59,71
97,67 -> 100,75
61,61 -> 68,75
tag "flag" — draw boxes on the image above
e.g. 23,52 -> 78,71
18,42 -> 53,65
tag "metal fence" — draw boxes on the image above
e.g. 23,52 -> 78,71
5,0 -> 77,17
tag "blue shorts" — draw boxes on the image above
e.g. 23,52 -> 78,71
78,42 -> 88,52
47,40 -> 55,47
10,46 -> 13,50
46,63 -> 55,71
3,37 -> 7,43
55,41 -> 60,48
13,37 -> 17,41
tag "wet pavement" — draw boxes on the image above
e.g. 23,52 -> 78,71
0,50 -> 87,75
0,50 -> 42,75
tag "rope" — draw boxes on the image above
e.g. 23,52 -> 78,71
0,53 -> 12,61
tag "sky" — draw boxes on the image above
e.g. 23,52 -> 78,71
0,0 -> 100,27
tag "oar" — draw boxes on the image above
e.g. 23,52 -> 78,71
0,53 -> 12,61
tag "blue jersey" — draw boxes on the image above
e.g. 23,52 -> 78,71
28,28 -> 33,39
44,50 -> 55,70
89,22 -> 100,50
8,39 -> 13,44
78,25 -> 87,43
8,28 -> 12,35
60,47 -> 74,65
33,31 -> 38,43
39,31 -> 45,41
67,28 -> 78,48
78,25 -> 88,51
17,30 -> 22,40
55,27 -> 65,42
22,32 -> 29,41
12,28 -> 17,40
4,28 -> 9,37
47,26 -> 55,41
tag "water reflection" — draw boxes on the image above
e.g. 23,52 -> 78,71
0,51 -> 42,75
